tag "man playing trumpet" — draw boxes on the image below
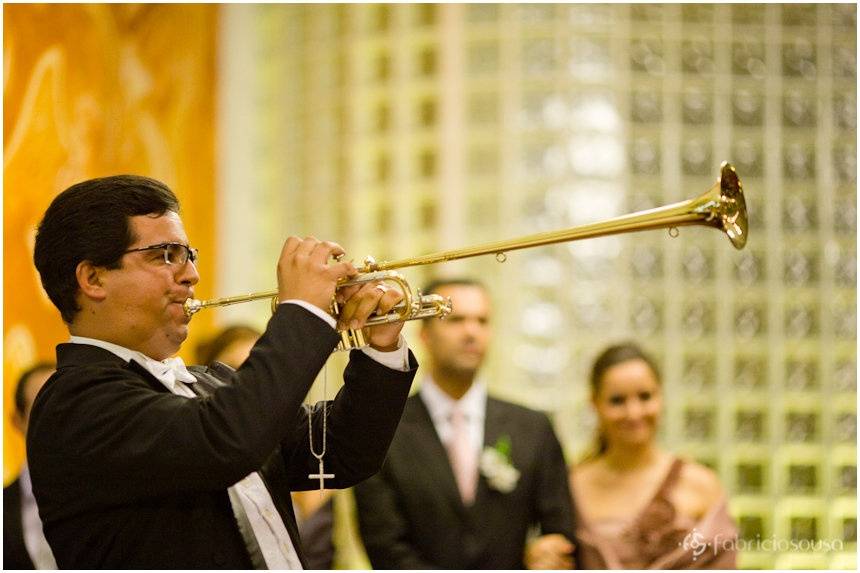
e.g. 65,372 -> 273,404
27,174 -> 418,568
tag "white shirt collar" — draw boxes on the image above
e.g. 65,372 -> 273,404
68,336 -> 196,391
420,375 -> 487,426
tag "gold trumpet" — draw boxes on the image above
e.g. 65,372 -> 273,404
185,162 -> 747,350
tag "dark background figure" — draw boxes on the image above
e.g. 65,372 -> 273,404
4,362 -> 57,570
354,278 -> 575,569
195,324 -> 262,369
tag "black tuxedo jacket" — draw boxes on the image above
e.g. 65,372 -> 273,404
27,304 -> 417,569
4,478 -> 35,569
354,392 -> 574,569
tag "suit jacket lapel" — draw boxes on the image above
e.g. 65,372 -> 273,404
464,397 -> 510,564
482,398 -> 507,453
473,397 -> 505,508
408,396 -> 471,519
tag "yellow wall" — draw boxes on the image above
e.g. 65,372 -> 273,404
3,4 -> 218,484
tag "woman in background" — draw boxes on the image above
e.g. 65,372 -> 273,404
527,342 -> 737,569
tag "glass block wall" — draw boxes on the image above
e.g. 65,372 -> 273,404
218,4 -> 856,568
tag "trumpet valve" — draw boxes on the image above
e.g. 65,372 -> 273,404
438,296 -> 453,318
362,255 -> 378,272
337,328 -> 367,352
432,294 -> 453,319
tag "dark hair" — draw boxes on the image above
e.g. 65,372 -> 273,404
196,324 -> 262,366
34,175 -> 180,323
14,362 -> 55,416
420,277 -> 487,326
586,342 -> 661,458
590,342 -> 661,395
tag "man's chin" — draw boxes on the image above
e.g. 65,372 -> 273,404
167,326 -> 190,351
451,364 -> 481,380
456,356 -> 484,371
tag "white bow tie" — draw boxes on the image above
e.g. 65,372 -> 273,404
140,356 -> 197,388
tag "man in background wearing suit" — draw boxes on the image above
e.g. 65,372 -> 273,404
27,175 -> 418,568
4,363 -> 57,570
354,278 -> 576,569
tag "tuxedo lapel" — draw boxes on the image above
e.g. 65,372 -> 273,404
407,396 -> 470,519
126,360 -> 174,393
56,343 -> 169,395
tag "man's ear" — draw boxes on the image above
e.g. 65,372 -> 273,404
75,260 -> 108,302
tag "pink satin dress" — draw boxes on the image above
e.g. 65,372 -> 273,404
572,458 -> 738,569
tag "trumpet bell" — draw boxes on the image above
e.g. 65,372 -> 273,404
715,161 -> 748,250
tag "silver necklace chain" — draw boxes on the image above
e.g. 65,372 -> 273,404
307,363 -> 327,459
307,363 -> 333,492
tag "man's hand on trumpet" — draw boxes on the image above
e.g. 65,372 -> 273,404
336,282 -> 404,352
277,236 -> 404,351
277,236 -> 357,310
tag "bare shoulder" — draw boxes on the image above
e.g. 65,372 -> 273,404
677,458 -> 726,513
681,460 -> 724,495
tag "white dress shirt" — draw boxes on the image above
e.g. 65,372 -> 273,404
18,466 -> 57,569
69,300 -> 411,568
419,376 -> 487,456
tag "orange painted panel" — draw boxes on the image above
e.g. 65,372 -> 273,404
3,4 -> 217,483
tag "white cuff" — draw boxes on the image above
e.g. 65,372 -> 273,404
360,334 -> 410,372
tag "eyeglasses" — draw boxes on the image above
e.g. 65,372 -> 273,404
123,242 -> 199,266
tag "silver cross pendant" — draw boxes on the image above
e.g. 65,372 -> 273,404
309,459 -> 335,495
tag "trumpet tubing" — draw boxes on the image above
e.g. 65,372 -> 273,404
184,162 -> 747,349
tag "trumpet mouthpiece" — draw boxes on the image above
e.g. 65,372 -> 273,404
183,298 -> 203,317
